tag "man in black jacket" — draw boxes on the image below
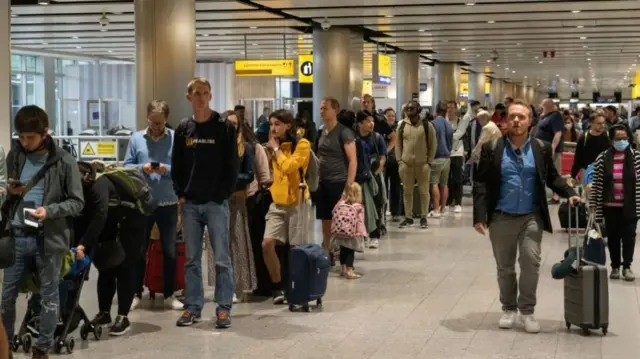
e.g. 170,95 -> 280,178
473,99 -> 579,334
171,78 -> 240,329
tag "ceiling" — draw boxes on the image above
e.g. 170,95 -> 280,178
9,0 -> 640,96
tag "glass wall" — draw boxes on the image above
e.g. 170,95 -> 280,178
10,55 -> 42,128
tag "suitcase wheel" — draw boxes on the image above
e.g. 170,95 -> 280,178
95,325 -> 103,340
580,326 -> 591,336
302,305 -> 310,313
316,298 -> 323,308
149,292 -> 156,300
565,321 -> 571,330
288,305 -> 295,312
602,325 -> 608,335
21,333 -> 32,353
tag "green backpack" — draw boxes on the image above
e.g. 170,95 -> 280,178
96,167 -> 156,215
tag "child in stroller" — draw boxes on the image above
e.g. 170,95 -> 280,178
12,248 -> 98,355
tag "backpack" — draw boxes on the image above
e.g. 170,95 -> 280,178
331,200 -> 359,238
96,167 -> 156,215
398,118 -> 431,160
291,137 -> 320,192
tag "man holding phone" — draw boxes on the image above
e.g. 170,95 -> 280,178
1,105 -> 84,359
124,100 -> 181,311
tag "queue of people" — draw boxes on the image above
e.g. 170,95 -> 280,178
2,80 -> 640,359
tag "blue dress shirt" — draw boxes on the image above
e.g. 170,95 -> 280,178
497,136 -> 538,214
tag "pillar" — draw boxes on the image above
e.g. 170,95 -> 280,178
349,33 -> 363,109
36,57 -> 57,133
433,62 -> 460,107
135,0 -> 196,129
0,0 -> 10,151
513,84 -> 524,100
490,80 -> 504,108
503,83 -> 514,98
312,27 -> 352,123
395,51 -> 420,112
468,71 -> 486,104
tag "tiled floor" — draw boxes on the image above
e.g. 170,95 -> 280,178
10,204 -> 640,359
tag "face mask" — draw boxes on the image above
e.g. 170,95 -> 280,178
613,140 -> 629,151
564,123 -> 573,130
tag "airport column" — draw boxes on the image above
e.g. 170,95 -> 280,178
312,27 -> 351,122
490,80 -> 504,107
135,0 -> 196,129
349,33 -> 363,109
395,51 -> 420,112
433,62 -> 460,106
468,71 -> 486,103
0,0 -> 10,151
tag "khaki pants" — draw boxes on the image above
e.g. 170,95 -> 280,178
399,162 -> 431,218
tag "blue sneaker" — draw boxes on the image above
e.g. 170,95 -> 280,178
215,311 -> 231,329
176,310 -> 201,327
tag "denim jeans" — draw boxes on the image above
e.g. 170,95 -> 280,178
182,200 -> 233,316
1,236 -> 62,351
136,205 -> 178,298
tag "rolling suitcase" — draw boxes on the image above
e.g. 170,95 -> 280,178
145,240 -> 186,297
287,179 -> 330,312
563,202 -> 609,335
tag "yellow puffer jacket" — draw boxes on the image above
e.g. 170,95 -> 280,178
271,138 -> 311,206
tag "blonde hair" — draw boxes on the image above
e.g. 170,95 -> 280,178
342,182 -> 362,204
186,77 -> 212,95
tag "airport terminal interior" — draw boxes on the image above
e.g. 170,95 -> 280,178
2,0 -> 640,358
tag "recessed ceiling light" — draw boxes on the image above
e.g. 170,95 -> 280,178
587,58 -> 591,61
100,29 -> 107,32
385,15 -> 394,18
72,36 -> 78,39
524,76 -> 528,79
577,25 -> 584,29
461,48 -> 466,51
487,20 -> 495,24
76,46 -> 82,49
486,59 -> 491,63
571,10 -> 581,13
240,51 -> 245,54
516,43 -> 521,46
38,0 -> 49,5
466,2 -> 475,5
10,12 -> 17,17
580,36 -> 587,40
476,54 -> 481,57
203,34 -> 209,37
506,67 -> 510,70
583,45 -> 588,48
250,26 -> 258,29
539,61 -> 544,64
586,52 -> 591,55
252,43 -> 258,46
196,44 -> 200,47
497,64 -> 500,67
512,70 -> 516,73
534,56 -> 539,59
556,74 -> 560,77
418,29 -> 425,32
108,50 -> 113,53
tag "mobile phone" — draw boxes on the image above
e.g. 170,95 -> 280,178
8,179 -> 24,187
151,162 -> 160,169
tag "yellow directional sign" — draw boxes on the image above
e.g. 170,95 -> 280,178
298,55 -> 314,83
234,59 -> 295,77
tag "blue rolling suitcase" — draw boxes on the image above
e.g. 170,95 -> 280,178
287,244 -> 330,312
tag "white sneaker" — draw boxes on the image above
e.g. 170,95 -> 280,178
519,314 -> 541,333
130,296 -> 141,311
369,239 -> 379,249
233,294 -> 240,304
454,205 -> 462,213
428,211 -> 440,218
165,296 -> 183,311
498,310 -> 517,329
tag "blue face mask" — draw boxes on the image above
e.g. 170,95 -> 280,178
613,140 -> 629,151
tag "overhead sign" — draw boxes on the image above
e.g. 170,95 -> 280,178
80,141 -> 116,158
460,82 -> 469,95
373,54 -> 392,85
234,59 -> 295,77
420,83 -> 427,92
363,80 -> 373,97
298,55 -> 313,83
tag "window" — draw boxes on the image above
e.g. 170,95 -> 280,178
11,54 -> 21,72
25,56 -> 37,72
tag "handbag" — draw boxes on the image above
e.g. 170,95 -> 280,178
582,213 -> 606,266
92,240 -> 126,271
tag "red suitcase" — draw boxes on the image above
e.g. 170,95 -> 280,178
145,240 -> 186,296
561,152 -> 575,177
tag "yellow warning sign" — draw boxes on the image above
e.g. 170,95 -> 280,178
82,143 -> 95,156
97,142 -> 116,156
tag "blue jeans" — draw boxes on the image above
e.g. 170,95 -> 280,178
182,200 -> 233,316
1,236 -> 62,352
136,205 -> 178,298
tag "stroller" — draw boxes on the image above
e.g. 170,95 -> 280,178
12,249 -> 101,355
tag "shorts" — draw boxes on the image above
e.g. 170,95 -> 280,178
430,158 -> 451,185
315,181 -> 346,220
264,202 -> 309,246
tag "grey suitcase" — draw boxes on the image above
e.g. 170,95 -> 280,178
563,202 -> 609,335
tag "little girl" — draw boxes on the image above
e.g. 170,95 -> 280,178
331,182 -> 368,279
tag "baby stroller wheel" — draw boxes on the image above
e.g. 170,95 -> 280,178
65,338 -> 75,354
80,324 -> 90,340
12,334 -> 20,352
21,333 -> 32,353
94,325 -> 103,340
54,340 -> 63,354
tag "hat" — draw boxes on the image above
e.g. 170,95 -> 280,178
477,110 -> 490,117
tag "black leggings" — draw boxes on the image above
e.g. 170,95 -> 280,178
339,246 -> 355,268
603,206 -> 638,269
447,156 -> 464,206
97,209 -> 146,316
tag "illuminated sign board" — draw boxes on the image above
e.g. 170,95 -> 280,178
234,59 -> 295,77
373,54 -> 392,85
298,55 -> 313,83
363,80 -> 373,96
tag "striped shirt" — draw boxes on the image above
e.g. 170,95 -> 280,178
607,150 -> 625,207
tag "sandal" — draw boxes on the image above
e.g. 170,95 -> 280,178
345,272 -> 361,280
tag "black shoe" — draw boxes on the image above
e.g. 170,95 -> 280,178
272,289 -> 286,305
176,310 -> 201,327
91,311 -> 112,326
399,218 -> 414,228
420,217 -> 429,229
109,315 -> 131,336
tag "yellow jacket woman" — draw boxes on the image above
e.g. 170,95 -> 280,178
270,137 -> 310,206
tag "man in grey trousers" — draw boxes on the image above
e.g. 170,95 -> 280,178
472,99 -> 580,334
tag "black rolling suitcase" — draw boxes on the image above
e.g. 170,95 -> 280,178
563,203 -> 609,335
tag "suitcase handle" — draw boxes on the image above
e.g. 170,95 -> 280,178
567,192 -> 582,260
